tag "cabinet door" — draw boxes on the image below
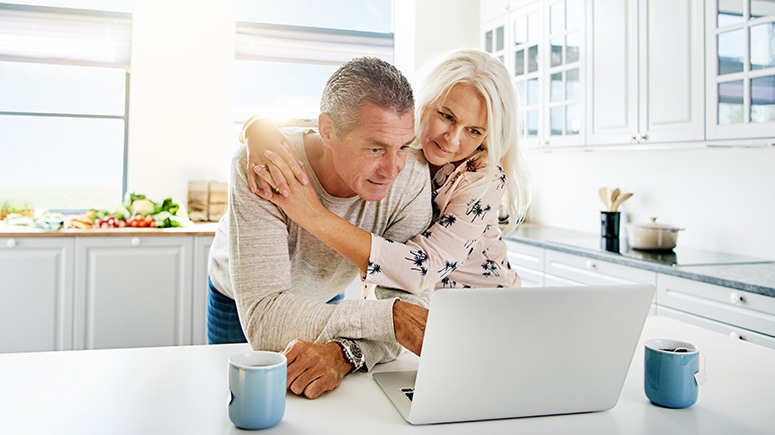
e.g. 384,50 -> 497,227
588,0 -> 704,145
657,274 -> 775,338
482,14 -> 509,65
510,1 -> 545,147
587,0 -> 639,145
543,272 -> 584,286
73,236 -> 193,350
192,235 -> 214,345
543,0 -> 585,147
660,306 -> 775,350
505,240 -> 545,286
640,0 -> 704,143
0,237 -> 73,353
705,0 -> 775,139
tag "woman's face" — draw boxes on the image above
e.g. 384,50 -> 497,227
418,82 -> 488,169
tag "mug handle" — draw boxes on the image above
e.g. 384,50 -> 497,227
694,354 -> 709,386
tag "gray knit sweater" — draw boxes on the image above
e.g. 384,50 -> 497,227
208,128 -> 433,370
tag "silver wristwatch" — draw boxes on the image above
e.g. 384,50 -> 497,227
328,338 -> 365,373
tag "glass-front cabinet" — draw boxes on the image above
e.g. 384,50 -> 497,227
511,2 -> 543,142
545,0 -> 583,145
482,0 -> 584,148
707,0 -> 775,139
482,0 -> 774,147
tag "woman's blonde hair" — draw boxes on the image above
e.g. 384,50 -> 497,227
414,48 -> 532,234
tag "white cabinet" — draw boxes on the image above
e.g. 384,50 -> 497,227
0,237 -> 74,353
544,250 -> 658,286
657,274 -> 775,349
705,0 -> 775,140
192,235 -> 214,345
587,0 -> 704,146
505,240 -> 545,287
73,236 -> 193,350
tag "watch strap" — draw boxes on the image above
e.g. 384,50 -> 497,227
328,338 -> 365,373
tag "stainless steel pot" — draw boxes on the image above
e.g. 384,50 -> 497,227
625,217 -> 684,251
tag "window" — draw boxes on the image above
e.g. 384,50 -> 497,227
231,0 -> 394,148
0,3 -> 131,211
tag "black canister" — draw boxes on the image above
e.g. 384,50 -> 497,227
600,211 -> 621,238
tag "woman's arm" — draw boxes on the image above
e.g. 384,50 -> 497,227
365,170 -> 505,292
258,149 -> 372,273
264,151 -> 506,293
240,116 -> 309,197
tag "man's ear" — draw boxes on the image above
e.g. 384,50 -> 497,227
318,113 -> 336,149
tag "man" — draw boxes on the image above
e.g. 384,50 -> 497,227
208,57 -> 432,400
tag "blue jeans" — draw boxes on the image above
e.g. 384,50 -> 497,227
206,277 -> 346,345
207,278 -> 247,345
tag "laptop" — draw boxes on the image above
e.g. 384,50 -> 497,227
373,284 -> 656,425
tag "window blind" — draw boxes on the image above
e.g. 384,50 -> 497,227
235,22 -> 393,66
0,4 -> 131,69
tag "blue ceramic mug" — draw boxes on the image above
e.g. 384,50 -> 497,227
644,339 -> 702,409
228,351 -> 287,430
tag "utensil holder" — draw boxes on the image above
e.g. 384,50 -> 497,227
601,211 -> 621,239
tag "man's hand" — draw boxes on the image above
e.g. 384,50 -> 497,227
393,300 -> 429,356
281,339 -> 353,399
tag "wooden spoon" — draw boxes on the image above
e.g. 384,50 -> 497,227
611,188 -> 620,206
611,192 -> 633,212
599,187 -> 612,211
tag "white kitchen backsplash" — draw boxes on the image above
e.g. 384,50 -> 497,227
524,146 -> 775,261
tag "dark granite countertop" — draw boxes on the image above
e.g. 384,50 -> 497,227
505,225 -> 775,298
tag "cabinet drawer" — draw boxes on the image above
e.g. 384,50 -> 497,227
659,306 -> 775,350
511,264 -> 544,287
657,274 -> 775,337
544,250 -> 657,286
504,240 -> 544,271
543,273 -> 584,287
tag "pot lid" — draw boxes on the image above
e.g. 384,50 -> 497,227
630,217 -> 683,231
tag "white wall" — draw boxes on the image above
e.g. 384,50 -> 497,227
126,0 -> 234,203
526,146 -> 775,260
395,0 -> 481,82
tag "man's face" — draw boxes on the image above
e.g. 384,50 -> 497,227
327,104 -> 416,201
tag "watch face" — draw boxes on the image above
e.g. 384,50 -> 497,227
351,344 -> 363,360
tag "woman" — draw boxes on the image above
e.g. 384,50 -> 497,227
244,48 -> 531,293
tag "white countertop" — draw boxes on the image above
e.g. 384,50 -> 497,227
1,316 -> 773,435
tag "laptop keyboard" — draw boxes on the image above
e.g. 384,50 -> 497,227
402,388 -> 414,401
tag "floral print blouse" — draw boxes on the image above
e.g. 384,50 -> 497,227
365,151 -> 519,293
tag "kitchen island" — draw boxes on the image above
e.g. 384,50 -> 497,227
1,315 -> 772,434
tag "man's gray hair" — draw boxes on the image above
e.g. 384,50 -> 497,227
320,57 -> 414,137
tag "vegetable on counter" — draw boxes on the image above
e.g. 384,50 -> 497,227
2,192 -> 195,231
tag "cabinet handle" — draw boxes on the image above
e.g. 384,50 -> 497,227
729,292 -> 743,304
729,331 -> 743,340
130,237 -> 141,246
6,239 -> 16,248
630,133 -> 638,142
585,260 -> 596,269
640,133 -> 648,141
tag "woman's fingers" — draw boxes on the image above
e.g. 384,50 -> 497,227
254,165 -> 280,197
247,160 -> 260,194
278,141 -> 309,185
264,150 -> 299,197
